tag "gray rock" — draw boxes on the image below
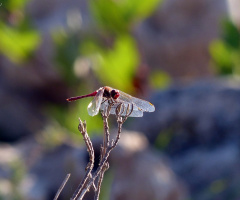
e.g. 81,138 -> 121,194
131,79 -> 240,200
133,79 -> 240,151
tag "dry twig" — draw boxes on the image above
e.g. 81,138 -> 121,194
55,103 -> 127,200
53,173 -> 71,200
71,119 -> 95,200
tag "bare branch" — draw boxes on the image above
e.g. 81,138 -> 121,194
101,109 -> 110,149
77,115 -> 126,199
53,173 -> 71,200
71,105 -> 128,200
94,162 -> 109,200
111,116 -> 123,148
71,118 -> 95,200
77,147 -> 112,200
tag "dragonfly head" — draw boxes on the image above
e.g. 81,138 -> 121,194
111,89 -> 120,99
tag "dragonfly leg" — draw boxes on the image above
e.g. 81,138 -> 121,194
126,104 -> 134,117
106,103 -> 112,116
112,99 -> 125,116
105,99 -> 114,116
101,98 -> 108,105
119,103 -> 126,116
122,104 -> 133,122
115,103 -> 124,116
101,99 -> 112,116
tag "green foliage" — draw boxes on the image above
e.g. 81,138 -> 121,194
210,20 -> 240,76
79,34 -> 139,92
209,179 -> 227,195
209,40 -> 233,75
94,35 -> 139,92
222,20 -> 240,49
3,0 -> 29,11
150,70 -> 171,89
36,120 -> 68,149
0,23 -> 40,63
0,0 -> 40,63
9,161 -> 25,187
154,128 -> 174,150
90,0 -> 161,34
53,30 -> 80,83
2,160 -> 26,200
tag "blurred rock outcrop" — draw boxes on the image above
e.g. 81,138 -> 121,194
133,79 -> 240,199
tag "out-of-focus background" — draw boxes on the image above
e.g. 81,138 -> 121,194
1,0 -> 240,199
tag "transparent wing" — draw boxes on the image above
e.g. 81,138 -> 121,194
100,100 -> 143,117
118,90 -> 155,112
87,88 -> 104,116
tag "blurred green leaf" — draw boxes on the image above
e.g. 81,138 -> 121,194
0,23 -> 40,63
9,160 -> 26,200
210,19 -> 240,76
80,39 -> 102,56
9,161 -> 25,186
94,35 -> 139,92
209,179 -> 226,194
222,20 -> 240,49
209,40 -> 233,75
155,129 -> 173,150
126,0 -> 162,20
90,0 -> 161,34
53,30 -> 80,83
4,0 -> 29,11
150,70 -> 171,89
90,0 -> 127,33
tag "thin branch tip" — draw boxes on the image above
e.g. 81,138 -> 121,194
83,120 -> 87,129
54,173 -> 71,200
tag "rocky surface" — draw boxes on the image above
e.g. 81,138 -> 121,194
132,78 -> 240,199
133,79 -> 240,148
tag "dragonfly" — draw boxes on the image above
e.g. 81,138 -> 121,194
67,86 -> 155,117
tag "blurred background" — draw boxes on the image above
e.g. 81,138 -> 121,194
1,0 -> 240,199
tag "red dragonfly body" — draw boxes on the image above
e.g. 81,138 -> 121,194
67,86 -> 155,117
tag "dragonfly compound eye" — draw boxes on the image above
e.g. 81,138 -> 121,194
111,90 -> 120,99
